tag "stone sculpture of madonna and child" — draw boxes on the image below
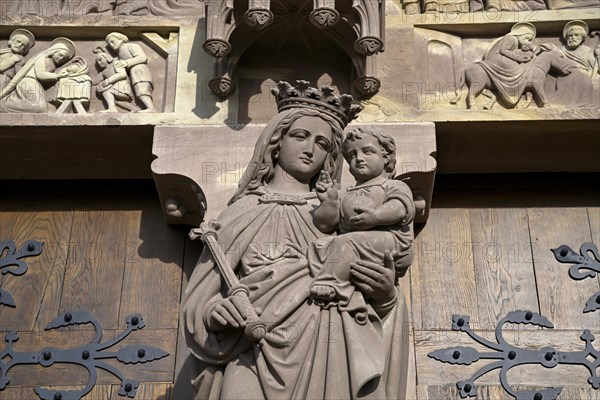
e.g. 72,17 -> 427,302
182,80 -> 415,400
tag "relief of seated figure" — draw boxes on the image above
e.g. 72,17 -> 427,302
486,0 -> 547,10
460,22 -> 573,110
550,20 -> 600,108
0,29 -> 35,93
0,37 -> 75,113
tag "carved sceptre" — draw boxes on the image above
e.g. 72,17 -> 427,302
191,222 -> 267,341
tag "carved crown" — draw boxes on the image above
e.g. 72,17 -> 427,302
271,80 -> 363,128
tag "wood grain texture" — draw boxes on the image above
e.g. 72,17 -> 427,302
470,209 -> 539,329
0,385 -> 114,400
112,383 -> 173,400
417,385 -> 600,400
59,211 -> 129,330
0,211 -> 72,332
7,328 -> 177,387
410,209 -> 478,330
416,329 -> 600,387
400,269 -> 418,400
118,205 -> 184,329
173,237 -> 203,400
588,208 -> 600,247
527,208 -> 599,330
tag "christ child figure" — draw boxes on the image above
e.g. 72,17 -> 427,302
309,126 -> 415,310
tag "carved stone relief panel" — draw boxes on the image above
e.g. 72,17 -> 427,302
399,0 -> 599,13
0,0 -> 205,17
412,20 -> 600,111
0,27 -> 178,114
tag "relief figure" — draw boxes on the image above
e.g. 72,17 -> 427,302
460,23 -> 572,109
183,81 -> 411,400
423,0 -> 470,13
486,0 -> 546,10
105,32 -> 156,113
0,29 -> 35,93
0,37 -> 75,113
94,47 -> 134,113
551,20 -> 600,108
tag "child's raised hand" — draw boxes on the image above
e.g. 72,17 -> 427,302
316,171 -> 339,202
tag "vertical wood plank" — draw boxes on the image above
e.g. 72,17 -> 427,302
588,208 -> 599,245
400,269 -> 418,400
0,385 -> 114,400
111,383 -> 173,400
60,211 -> 129,330
174,237 -> 203,400
118,204 -> 184,329
410,209 -> 478,330
527,208 -> 599,330
470,209 -> 539,329
0,212 -> 72,332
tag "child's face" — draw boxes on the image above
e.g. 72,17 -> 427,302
344,135 -> 386,183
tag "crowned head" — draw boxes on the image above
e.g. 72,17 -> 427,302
271,80 -> 363,130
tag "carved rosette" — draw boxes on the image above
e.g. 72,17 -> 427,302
202,38 -> 232,58
244,9 -> 274,29
354,76 -> 381,98
309,7 -> 340,29
209,76 -> 236,99
354,36 -> 384,56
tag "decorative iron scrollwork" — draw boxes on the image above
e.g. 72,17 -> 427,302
552,242 -> 600,313
429,311 -> 600,399
0,240 -> 43,307
0,311 -> 169,399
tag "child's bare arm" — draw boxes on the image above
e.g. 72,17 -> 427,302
314,171 -> 340,233
349,199 -> 406,230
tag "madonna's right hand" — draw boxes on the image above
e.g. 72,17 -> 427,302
205,296 -> 252,331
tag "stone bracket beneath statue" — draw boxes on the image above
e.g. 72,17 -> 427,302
151,123 -> 436,226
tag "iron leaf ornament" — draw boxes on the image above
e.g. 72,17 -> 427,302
0,311 -> 168,399
429,311 -> 600,399
0,239 -> 43,307
552,242 -> 600,313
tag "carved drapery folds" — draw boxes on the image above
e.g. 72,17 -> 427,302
400,0 -> 599,13
203,0 -> 386,99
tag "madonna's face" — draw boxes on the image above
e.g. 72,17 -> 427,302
277,115 -> 333,184
52,49 -> 69,65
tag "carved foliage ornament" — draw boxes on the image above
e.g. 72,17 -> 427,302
309,7 -> 340,29
354,36 -> 384,56
353,76 -> 381,99
208,76 -> 236,99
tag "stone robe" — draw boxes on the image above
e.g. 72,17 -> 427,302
182,186 -> 409,399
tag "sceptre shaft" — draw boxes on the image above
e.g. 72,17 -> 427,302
191,222 -> 266,341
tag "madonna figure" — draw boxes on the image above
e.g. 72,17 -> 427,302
182,81 -> 411,400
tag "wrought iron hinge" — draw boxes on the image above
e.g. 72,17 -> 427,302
0,311 -> 169,399
0,240 -> 43,307
428,311 -> 599,399
553,242 -> 600,313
